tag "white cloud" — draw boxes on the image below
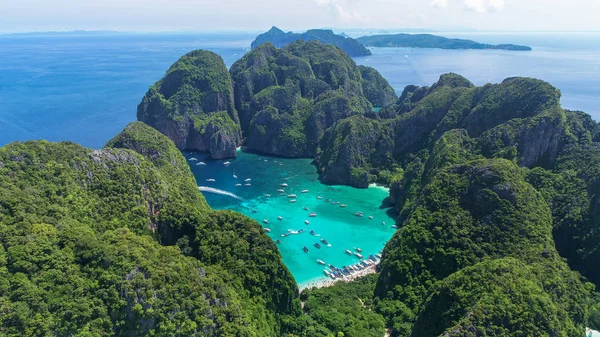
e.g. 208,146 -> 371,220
464,0 -> 505,12
431,0 -> 449,8
489,0 -> 506,11
335,4 -> 370,23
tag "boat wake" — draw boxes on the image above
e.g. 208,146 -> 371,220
198,186 -> 243,200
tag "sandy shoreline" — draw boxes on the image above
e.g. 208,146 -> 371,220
298,263 -> 378,291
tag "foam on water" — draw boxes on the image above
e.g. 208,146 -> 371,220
186,150 -> 396,285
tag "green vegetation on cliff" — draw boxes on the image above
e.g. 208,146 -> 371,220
137,50 -> 242,159
0,122 -> 298,336
357,33 -> 532,51
251,26 -> 371,57
230,40 -> 394,157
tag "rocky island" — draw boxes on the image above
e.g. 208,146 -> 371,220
137,50 -> 242,159
251,26 -> 372,57
357,33 -> 532,50
2,41 -> 600,337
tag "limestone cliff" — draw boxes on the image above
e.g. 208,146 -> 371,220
137,50 -> 242,159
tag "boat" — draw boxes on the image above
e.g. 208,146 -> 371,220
308,212 -> 317,217
304,220 -> 310,225
303,206 -> 309,211
382,221 -> 386,226
345,249 -> 353,255
264,228 -> 271,233
265,194 -> 271,197
277,216 -> 283,221
277,189 -> 285,193
340,204 -> 347,208
324,199 -> 331,202
375,254 -> 382,259
263,219 -> 269,224
368,216 -> 373,219
287,194 -> 297,198
392,225 -> 400,229
245,183 -> 251,186
279,193 -> 287,196
223,161 -> 231,165
355,211 -> 364,217
289,199 -> 297,203
281,183 -> 288,187
302,246 -> 309,253
252,209 -> 257,213
235,183 -> 242,186
196,162 -> 206,166
297,229 -> 305,234
354,247 -> 363,253
301,190 -> 309,193
244,178 -> 251,182
206,179 -> 216,182
275,240 -> 282,244
314,242 -> 322,249
189,158 -> 198,161
310,230 -> 321,236
233,170 -> 237,178
320,239 -> 331,247
332,201 -> 340,205
317,196 -> 323,199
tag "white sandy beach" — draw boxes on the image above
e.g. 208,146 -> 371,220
298,263 -> 378,291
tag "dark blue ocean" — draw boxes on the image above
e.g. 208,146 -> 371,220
1,31 -> 598,148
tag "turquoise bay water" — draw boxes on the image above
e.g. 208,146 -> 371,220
184,150 -> 395,285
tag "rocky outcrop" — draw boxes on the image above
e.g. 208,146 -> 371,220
137,50 -> 242,159
230,40 -> 376,157
251,26 -> 371,57
315,74 -> 570,187
358,65 -> 397,108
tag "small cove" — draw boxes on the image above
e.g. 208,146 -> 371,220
185,150 -> 396,285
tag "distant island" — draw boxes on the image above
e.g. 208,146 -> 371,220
251,26 -> 371,57
357,33 -> 532,51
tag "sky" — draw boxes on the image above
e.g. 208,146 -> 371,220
1,0 -> 599,33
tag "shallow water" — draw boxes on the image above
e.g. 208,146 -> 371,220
185,150 -> 396,285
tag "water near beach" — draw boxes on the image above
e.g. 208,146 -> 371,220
185,150 -> 395,285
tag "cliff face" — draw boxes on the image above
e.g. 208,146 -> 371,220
316,74 -> 569,188
137,50 -> 242,159
251,26 -> 372,57
230,41 -> 385,157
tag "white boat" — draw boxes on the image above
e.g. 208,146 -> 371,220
303,206 -> 309,211
392,225 -> 400,229
278,216 -> 283,220
245,183 -> 251,186
317,259 -> 326,265
355,211 -> 364,217
235,183 -> 242,186
206,179 -> 216,182
340,204 -> 347,208
265,194 -> 271,197
301,190 -> 309,193
287,194 -> 296,198
277,189 -> 285,193
263,219 -> 269,224
368,216 -> 373,220
289,199 -> 297,203
264,228 -> 271,233
354,247 -> 363,253
304,220 -> 310,225
245,178 -> 251,182
223,161 -> 231,165
308,212 -> 317,217
317,196 -> 323,199
196,162 -> 206,166
345,250 -> 353,255
281,183 -> 288,187
382,221 -> 386,226
233,174 -> 237,178
189,158 -> 198,161
354,252 -> 363,259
